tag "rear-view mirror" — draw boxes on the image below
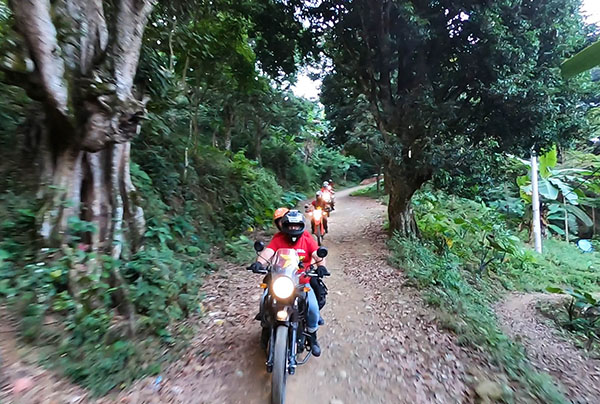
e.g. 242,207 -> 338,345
316,246 -> 328,258
254,241 -> 265,252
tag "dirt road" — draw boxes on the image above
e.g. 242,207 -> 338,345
496,293 -> 600,402
110,186 -> 486,404
2,187 -> 490,404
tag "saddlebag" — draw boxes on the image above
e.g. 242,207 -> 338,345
310,277 -> 328,309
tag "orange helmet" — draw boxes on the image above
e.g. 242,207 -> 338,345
273,207 -> 289,231
273,207 -> 289,221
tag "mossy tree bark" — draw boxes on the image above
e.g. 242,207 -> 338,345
3,0 -> 156,332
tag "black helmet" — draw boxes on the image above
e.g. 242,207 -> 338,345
280,210 -> 305,241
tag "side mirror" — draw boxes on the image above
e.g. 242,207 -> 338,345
304,204 -> 309,209
316,246 -> 328,258
254,241 -> 265,253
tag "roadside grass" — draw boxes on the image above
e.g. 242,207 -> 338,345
390,237 -> 567,403
387,190 -> 600,403
530,238 -> 600,293
350,182 -> 383,197
350,182 -> 388,204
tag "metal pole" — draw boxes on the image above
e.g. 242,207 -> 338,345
531,153 -> 543,253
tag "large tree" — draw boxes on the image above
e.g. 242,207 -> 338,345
0,0 -> 311,280
312,0 -> 587,236
1,0 -> 155,259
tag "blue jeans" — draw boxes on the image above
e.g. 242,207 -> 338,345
306,287 -> 320,333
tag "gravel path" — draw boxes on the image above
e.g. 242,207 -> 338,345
495,293 -> 600,403
0,186 -> 506,403
107,187 -> 491,404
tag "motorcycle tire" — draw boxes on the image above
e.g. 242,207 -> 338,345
271,325 -> 288,404
316,226 -> 323,246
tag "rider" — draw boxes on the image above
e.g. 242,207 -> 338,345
273,207 -> 289,231
320,181 -> 335,211
310,191 -> 329,234
248,210 -> 329,357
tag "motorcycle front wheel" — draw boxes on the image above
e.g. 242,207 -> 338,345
272,325 -> 288,404
316,225 -> 323,246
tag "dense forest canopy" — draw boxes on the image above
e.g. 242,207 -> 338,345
309,0 -> 593,235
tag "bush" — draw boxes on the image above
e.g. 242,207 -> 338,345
261,136 -> 316,190
413,190 -> 535,275
309,146 -> 361,184
389,189 -> 569,402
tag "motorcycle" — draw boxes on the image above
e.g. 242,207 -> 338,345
249,242 -> 328,404
321,190 -> 334,212
307,206 -> 328,246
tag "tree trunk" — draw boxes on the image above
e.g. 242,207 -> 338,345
223,105 -> 234,151
385,159 -> 431,237
255,122 -> 263,164
37,138 -> 144,254
5,0 -> 155,332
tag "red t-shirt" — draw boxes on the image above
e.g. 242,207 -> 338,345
267,231 -> 318,284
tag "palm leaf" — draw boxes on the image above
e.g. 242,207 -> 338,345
548,177 -> 578,204
538,178 -> 559,200
538,146 -> 557,179
561,40 -> 600,78
566,204 -> 593,227
548,224 -> 565,235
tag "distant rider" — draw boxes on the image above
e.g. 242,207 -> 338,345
248,209 -> 329,356
310,191 -> 329,234
320,181 -> 335,211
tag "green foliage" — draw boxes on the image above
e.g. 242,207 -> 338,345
513,149 -> 599,238
0,198 -> 202,394
390,188 -> 600,401
350,181 -> 385,199
309,147 -> 360,183
389,237 -> 565,403
562,39 -> 600,78
546,286 -> 600,350
413,190 -> 535,275
124,247 -> 209,332
223,235 -> 256,265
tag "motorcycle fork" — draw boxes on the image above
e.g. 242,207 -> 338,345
288,323 -> 298,375
266,327 -> 275,372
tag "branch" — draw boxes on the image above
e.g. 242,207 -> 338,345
79,0 -> 109,75
9,0 -> 69,116
113,0 -> 156,101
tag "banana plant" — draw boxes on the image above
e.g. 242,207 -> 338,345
561,39 -> 600,78
516,147 -> 595,238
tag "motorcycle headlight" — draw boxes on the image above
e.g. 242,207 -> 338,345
272,276 -> 294,299
313,209 -> 322,220
323,193 -> 331,202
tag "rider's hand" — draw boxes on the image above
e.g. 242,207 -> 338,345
316,265 -> 330,277
247,262 -> 267,274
